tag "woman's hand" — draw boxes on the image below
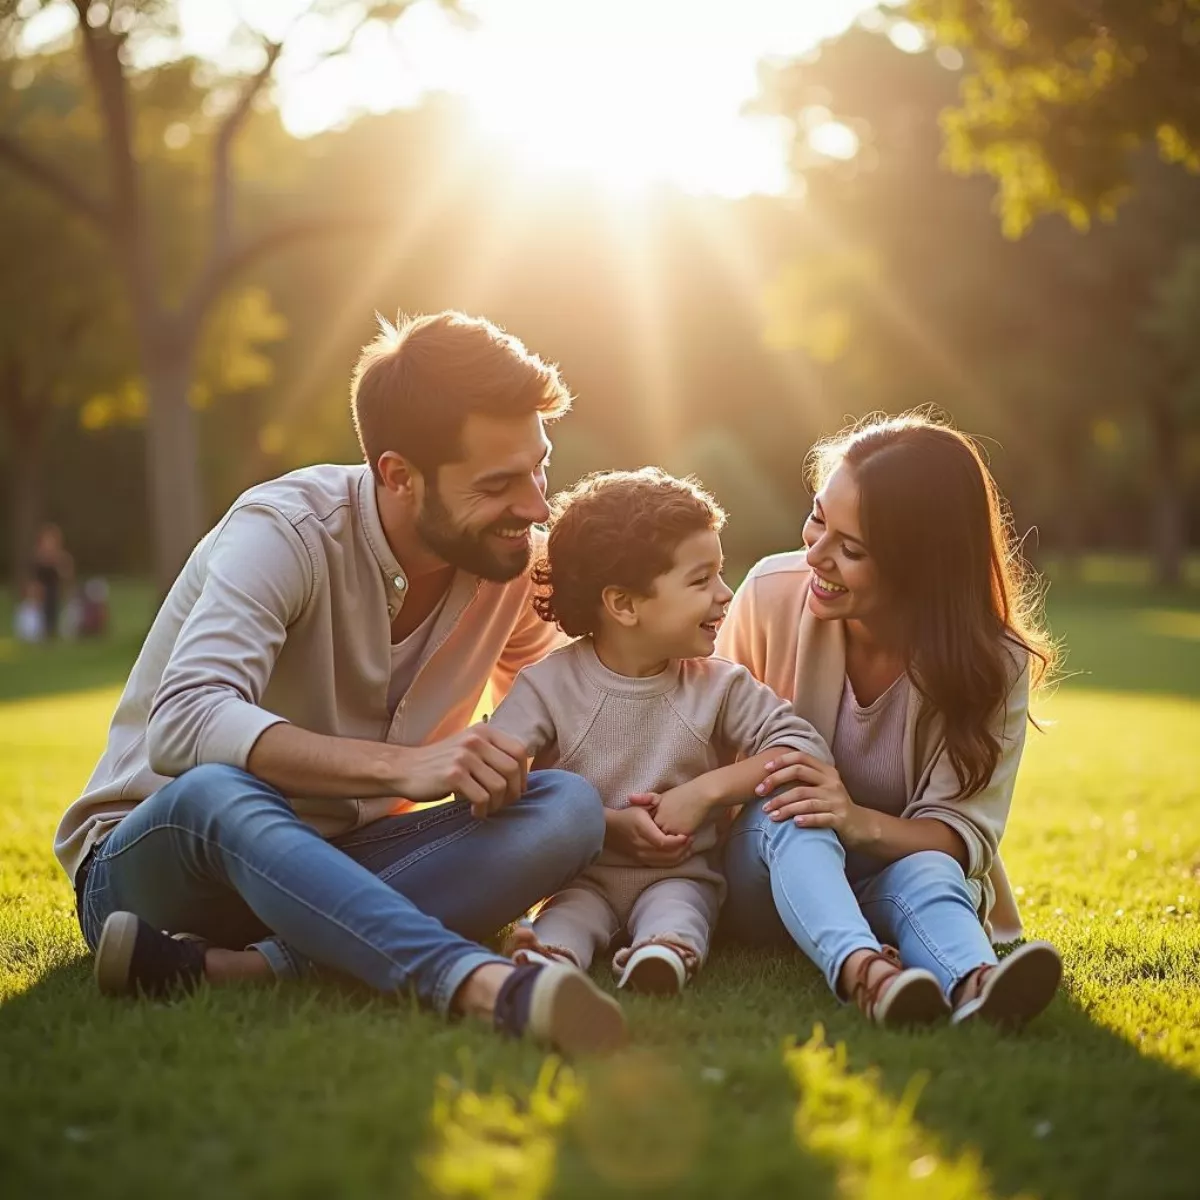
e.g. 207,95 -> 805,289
605,806 -> 694,867
756,751 -> 878,849
629,785 -> 711,837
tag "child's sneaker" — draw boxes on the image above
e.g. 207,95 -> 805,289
616,943 -> 688,996
503,921 -> 576,967
94,911 -> 207,998
493,962 -> 627,1056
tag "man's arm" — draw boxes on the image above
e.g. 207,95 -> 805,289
247,721 -> 528,813
145,505 -> 311,776
147,505 -> 526,812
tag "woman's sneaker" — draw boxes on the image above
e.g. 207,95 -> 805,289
94,911 -> 206,998
950,940 -> 1062,1029
616,944 -> 688,996
850,947 -> 949,1028
493,963 -> 627,1056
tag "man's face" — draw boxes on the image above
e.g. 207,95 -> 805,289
416,410 -> 553,582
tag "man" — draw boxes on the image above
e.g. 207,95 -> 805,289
54,312 -> 631,1055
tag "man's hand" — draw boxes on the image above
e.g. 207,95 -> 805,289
604,806 -> 693,867
394,724 -> 528,819
629,786 -> 711,837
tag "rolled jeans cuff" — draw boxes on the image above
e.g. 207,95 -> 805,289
434,949 -> 511,1016
249,936 -> 306,981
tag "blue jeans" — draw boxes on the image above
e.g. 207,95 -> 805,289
722,804 -> 997,1000
78,764 -> 605,1014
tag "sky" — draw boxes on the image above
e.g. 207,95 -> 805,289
24,0 -> 896,196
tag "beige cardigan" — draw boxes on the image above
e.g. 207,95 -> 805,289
716,551 -> 1026,943
54,464 -> 563,883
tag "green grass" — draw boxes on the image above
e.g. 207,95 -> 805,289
1,568 -> 1198,1199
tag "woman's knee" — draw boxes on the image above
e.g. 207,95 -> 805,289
881,849 -> 971,897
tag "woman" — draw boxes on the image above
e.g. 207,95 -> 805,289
716,413 -> 1060,1028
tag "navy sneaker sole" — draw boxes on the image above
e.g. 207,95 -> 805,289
95,911 -> 141,997
527,965 -> 628,1056
94,911 -> 205,998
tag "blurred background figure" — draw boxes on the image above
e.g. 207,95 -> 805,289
13,579 -> 46,644
76,577 -> 110,639
29,524 -> 74,640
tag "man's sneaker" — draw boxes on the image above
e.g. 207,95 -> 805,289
616,944 -> 688,996
950,940 -> 1062,1029
94,911 -> 207,998
493,963 -> 627,1056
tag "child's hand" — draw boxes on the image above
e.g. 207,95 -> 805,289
630,786 -> 711,837
606,806 -> 693,867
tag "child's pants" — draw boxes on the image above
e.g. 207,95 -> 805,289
531,874 -> 721,976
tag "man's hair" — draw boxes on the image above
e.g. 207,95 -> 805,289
351,311 -> 572,482
533,468 -> 726,637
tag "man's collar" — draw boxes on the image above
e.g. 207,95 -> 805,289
355,466 -> 407,589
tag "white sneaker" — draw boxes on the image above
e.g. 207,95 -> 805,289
617,943 -> 688,996
950,940 -> 1062,1029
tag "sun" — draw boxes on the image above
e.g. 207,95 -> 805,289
253,0 -> 875,199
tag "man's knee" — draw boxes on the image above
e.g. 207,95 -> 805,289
523,770 -> 605,865
156,762 -> 286,832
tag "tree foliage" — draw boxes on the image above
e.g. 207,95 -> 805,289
907,0 -> 1200,235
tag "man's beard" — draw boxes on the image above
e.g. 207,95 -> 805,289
415,487 -> 532,582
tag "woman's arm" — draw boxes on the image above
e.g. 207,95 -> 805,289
755,750 -> 969,868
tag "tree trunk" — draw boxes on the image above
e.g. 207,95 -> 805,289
1052,419 -> 1085,582
1147,392 -> 1185,589
143,335 -> 204,594
4,401 -> 45,593
10,425 -> 45,592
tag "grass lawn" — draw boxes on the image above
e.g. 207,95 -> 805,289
1,567 -> 1198,1199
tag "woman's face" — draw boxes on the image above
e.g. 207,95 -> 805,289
802,462 -> 885,623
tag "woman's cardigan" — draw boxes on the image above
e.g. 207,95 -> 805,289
717,551 -> 1027,943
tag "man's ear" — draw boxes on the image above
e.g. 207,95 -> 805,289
378,452 -> 425,505
600,584 -> 640,629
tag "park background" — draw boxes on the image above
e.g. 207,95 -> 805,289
1,2 -> 1198,1198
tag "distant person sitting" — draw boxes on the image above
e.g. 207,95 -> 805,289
14,579 -> 47,643
31,523 -> 74,639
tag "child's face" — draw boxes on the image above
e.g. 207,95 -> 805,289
633,529 -> 734,659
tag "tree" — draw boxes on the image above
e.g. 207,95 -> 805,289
757,24 -> 1200,581
0,53 -> 133,587
0,1 -> 418,588
1142,243 -> 1200,585
906,0 -> 1200,237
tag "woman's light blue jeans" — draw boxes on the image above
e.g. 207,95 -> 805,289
722,803 -> 997,1000
77,764 -> 605,1014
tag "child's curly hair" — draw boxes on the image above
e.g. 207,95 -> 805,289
533,467 -> 726,637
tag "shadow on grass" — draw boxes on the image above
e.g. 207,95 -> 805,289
759,943 -> 1200,1200
0,951 -> 840,1200
0,580 -> 153,704
1045,584 -> 1200,702
0,632 -> 146,703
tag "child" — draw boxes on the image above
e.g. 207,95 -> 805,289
488,468 -> 833,995
14,579 -> 46,643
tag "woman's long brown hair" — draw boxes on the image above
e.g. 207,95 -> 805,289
808,412 -> 1057,799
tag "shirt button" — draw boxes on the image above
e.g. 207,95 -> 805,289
393,575 -> 406,591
